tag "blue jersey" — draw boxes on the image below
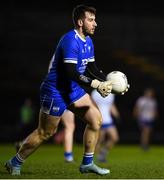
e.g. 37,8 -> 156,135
40,29 -> 95,116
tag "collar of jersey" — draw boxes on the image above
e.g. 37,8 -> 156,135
74,29 -> 87,42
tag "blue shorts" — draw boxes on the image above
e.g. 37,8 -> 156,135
139,120 -> 154,128
40,82 -> 86,116
101,122 -> 115,129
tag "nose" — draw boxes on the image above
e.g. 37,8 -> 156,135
94,21 -> 97,27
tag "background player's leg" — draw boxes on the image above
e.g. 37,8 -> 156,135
62,110 -> 75,162
98,127 -> 119,162
106,127 -> 119,150
96,129 -> 107,162
96,130 -> 106,154
141,126 -> 152,151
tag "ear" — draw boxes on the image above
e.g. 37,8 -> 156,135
77,19 -> 83,27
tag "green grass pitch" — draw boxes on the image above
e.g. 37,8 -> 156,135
0,143 -> 164,179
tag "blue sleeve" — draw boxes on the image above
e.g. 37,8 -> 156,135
62,36 -> 79,64
88,38 -> 95,62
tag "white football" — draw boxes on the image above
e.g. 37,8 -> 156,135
106,71 -> 128,94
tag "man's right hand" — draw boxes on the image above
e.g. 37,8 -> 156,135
91,79 -> 112,97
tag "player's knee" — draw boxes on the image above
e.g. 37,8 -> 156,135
113,136 -> 119,144
38,129 -> 54,141
90,112 -> 102,131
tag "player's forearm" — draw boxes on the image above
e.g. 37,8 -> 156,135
64,63 -> 92,86
64,63 -> 112,98
85,61 -> 106,81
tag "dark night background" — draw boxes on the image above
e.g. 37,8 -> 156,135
1,1 -> 164,144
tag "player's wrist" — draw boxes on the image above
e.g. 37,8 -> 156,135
91,79 -> 101,89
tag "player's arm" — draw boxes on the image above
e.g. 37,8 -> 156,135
64,63 -> 112,97
64,63 -> 92,85
111,104 -> 120,119
62,37 -> 111,97
85,61 -> 107,81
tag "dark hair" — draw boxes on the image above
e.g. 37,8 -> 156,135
72,4 -> 96,27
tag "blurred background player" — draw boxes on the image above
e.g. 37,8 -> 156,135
133,88 -> 158,151
62,110 -> 75,162
91,89 -> 120,162
15,98 -> 35,152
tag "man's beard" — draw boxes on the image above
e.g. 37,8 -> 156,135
82,26 -> 92,36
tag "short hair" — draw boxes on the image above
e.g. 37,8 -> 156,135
72,4 -> 96,27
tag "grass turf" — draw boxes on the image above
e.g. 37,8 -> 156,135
0,143 -> 164,179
